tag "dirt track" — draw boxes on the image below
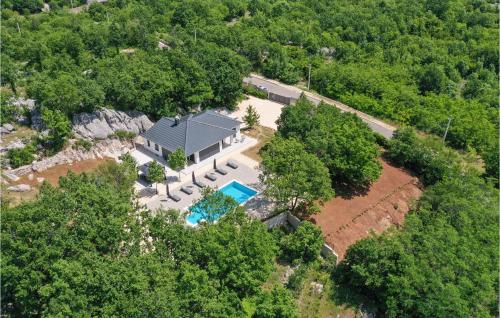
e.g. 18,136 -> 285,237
309,160 -> 422,260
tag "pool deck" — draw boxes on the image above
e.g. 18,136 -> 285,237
143,155 -> 269,216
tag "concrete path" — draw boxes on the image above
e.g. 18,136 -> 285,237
244,74 -> 397,138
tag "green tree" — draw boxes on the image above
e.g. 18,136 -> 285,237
386,127 -> 461,186
147,160 -> 165,194
168,148 -> 187,180
243,105 -> 260,130
482,140 -> 499,187
193,187 -> 239,223
277,99 -> 381,188
1,54 -> 19,94
252,287 -> 299,318
41,108 -> 71,152
260,137 -> 334,214
280,221 -> 324,263
334,173 -> 499,317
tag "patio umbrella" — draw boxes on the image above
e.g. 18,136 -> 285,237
192,171 -> 196,183
213,158 -> 217,169
166,183 -> 170,197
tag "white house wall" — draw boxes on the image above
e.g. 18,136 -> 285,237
144,139 -> 163,157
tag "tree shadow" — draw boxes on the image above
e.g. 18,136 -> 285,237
333,182 -> 371,200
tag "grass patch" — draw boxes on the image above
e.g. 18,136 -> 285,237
0,125 -> 36,145
242,125 -> 275,162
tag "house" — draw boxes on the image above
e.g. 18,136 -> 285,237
142,110 -> 241,165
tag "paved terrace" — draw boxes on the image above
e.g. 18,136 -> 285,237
142,156 -> 274,220
131,136 -> 257,187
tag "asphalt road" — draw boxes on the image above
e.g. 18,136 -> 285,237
244,74 -> 396,139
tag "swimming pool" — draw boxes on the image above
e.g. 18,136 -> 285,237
186,181 -> 258,225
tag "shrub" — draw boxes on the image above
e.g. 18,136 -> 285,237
386,127 -> 461,186
73,139 -> 93,151
280,221 -> 324,263
7,145 -> 36,168
111,130 -> 137,140
243,85 -> 268,99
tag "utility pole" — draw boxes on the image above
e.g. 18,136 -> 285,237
443,117 -> 452,142
194,28 -> 197,43
307,64 -> 312,90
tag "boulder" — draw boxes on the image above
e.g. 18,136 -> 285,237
3,172 -> 19,181
37,177 -> 45,183
1,139 -> 25,153
11,97 -> 36,110
0,127 -> 10,134
30,108 -> 45,131
7,184 -> 31,192
3,123 -> 14,132
72,109 -> 153,140
28,173 -> 34,181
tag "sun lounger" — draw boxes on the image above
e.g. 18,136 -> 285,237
181,186 -> 193,195
227,160 -> 239,169
169,193 -> 181,202
194,180 -> 206,188
205,173 -> 217,181
216,167 -> 228,175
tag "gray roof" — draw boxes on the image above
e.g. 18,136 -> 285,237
142,110 -> 241,156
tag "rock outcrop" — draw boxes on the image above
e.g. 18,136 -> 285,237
7,184 -> 31,192
72,109 -> 153,140
10,139 -> 134,176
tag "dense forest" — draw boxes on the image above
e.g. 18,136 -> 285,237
1,0 -> 499,316
2,0 -> 498,155
331,128 -> 499,317
2,158 -> 329,316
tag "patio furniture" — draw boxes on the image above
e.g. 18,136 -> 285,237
194,180 -> 206,188
213,158 -> 227,175
169,193 -> 181,202
166,183 -> 181,202
227,160 -> 239,169
216,167 -> 228,175
205,173 -> 217,181
192,171 -> 206,188
181,186 -> 193,195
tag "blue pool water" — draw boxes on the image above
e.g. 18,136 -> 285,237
186,181 -> 257,225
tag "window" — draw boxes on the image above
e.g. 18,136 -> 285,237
155,144 -> 159,151
147,140 -> 150,147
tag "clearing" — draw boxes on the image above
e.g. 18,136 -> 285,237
242,125 -> 275,162
232,95 -> 284,130
309,159 -> 423,260
4,157 -> 113,206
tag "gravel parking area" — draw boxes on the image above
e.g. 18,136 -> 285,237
232,96 -> 284,130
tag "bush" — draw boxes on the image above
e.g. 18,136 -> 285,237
252,287 -> 298,318
286,264 -> 308,293
72,139 -> 93,151
280,221 -> 324,263
111,130 -> 137,140
386,127 -> 461,186
243,85 -> 268,99
7,145 -> 36,168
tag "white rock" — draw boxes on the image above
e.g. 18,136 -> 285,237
3,123 -> 14,131
28,173 -> 34,181
7,184 -> 31,192
37,177 -> 45,183
72,109 -> 153,140
310,282 -> 324,294
3,172 -> 19,181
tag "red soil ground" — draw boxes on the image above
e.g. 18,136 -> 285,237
13,158 -> 113,187
309,159 -> 423,260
